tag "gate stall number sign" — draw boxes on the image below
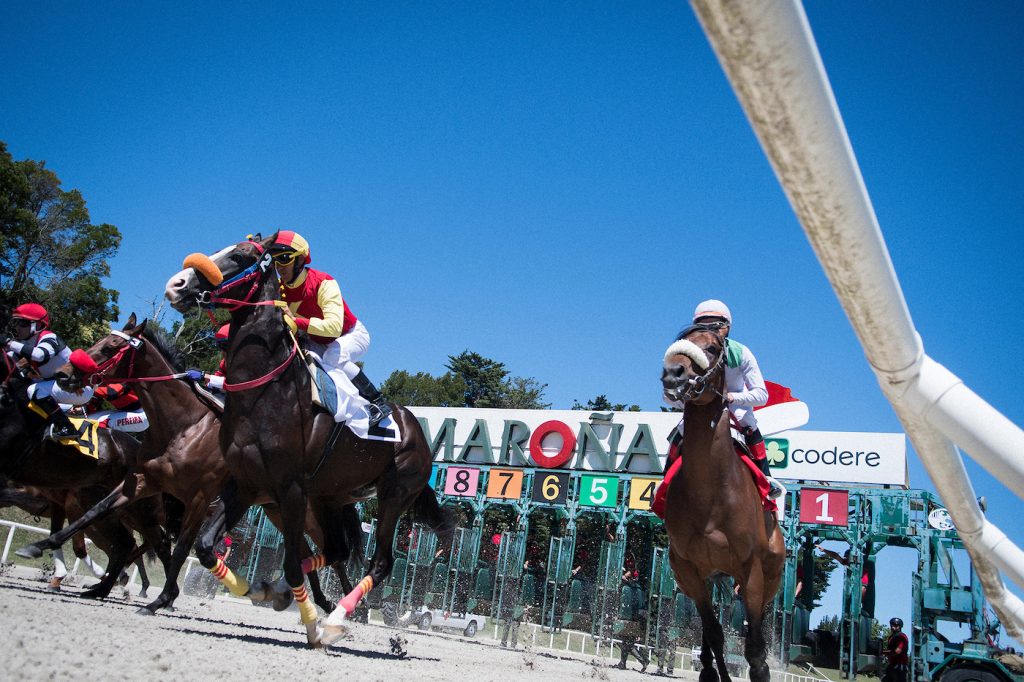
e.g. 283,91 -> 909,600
532,472 -> 569,505
437,465 -> 661,511
627,477 -> 660,511
579,475 -> 619,508
798,487 -> 850,527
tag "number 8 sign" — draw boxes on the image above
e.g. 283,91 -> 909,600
444,467 -> 480,497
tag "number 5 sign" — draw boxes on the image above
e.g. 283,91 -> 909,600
579,475 -> 619,508
798,488 -> 849,527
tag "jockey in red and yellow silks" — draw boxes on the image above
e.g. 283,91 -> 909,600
5,303 -> 93,439
269,230 -> 392,426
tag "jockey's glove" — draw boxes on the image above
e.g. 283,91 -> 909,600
184,368 -> 204,382
282,312 -> 298,333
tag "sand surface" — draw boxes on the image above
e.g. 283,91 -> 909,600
0,570 -> 699,681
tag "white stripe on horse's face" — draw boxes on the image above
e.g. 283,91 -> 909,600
164,244 -> 237,311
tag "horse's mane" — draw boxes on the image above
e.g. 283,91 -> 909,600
142,324 -> 187,372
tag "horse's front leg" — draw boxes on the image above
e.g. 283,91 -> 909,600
195,479 -> 251,598
672,554 -> 730,682
278,483 -> 322,647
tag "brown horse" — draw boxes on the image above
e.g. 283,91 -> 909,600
0,355 -> 168,598
661,326 -> 785,682
164,233 -> 450,646
19,316 -> 359,616
2,482 -> 152,594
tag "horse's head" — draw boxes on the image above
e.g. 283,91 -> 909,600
54,313 -> 148,392
164,233 -> 278,313
661,325 -> 726,406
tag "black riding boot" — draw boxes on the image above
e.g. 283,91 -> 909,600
32,395 -> 83,439
351,370 -> 392,426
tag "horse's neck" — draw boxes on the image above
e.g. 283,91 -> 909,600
679,399 -> 736,483
134,353 -> 209,437
224,281 -> 305,406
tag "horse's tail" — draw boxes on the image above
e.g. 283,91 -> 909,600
411,486 -> 454,548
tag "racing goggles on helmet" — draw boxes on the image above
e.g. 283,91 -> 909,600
272,250 -> 304,266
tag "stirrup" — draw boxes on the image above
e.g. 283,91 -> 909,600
366,401 -> 391,427
46,423 -> 82,440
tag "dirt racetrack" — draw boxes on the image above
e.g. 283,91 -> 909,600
0,569 -> 699,681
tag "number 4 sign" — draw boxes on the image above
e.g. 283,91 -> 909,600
798,488 -> 849,527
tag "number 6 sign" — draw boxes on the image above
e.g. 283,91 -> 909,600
798,488 -> 849,527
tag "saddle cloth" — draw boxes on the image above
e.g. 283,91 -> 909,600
52,417 -> 100,459
652,440 -> 776,518
303,352 -> 400,444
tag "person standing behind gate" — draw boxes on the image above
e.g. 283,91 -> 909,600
268,230 -> 391,426
882,617 -> 909,682
666,299 -> 784,499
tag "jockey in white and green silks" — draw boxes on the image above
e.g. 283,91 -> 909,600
667,299 -> 785,499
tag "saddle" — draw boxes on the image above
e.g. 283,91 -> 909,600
303,351 -> 338,416
651,431 -> 776,518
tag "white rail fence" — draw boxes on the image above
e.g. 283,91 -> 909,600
689,0 -> 1024,639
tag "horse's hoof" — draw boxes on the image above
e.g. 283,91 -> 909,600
320,623 -> 348,647
117,572 -> 129,587
270,579 -> 293,612
15,544 -> 44,560
136,606 -> 156,616
139,589 -> 149,599
246,580 -> 269,604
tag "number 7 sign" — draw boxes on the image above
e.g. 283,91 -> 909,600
798,488 -> 849,526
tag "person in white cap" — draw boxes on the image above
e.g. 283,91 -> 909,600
673,299 -> 784,499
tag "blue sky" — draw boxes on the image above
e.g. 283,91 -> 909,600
3,2 -> 1022,647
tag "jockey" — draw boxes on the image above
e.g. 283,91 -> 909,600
673,299 -> 784,499
85,382 -> 149,433
268,230 -> 392,426
4,303 -> 93,439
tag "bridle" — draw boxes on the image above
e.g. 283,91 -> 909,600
196,240 -> 277,311
78,331 -> 189,387
675,329 -> 728,403
185,239 -> 301,392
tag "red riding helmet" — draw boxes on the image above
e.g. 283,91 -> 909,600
214,323 -> 231,349
12,303 -> 50,329
270,230 -> 311,265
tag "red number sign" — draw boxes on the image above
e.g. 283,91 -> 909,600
798,488 -> 849,527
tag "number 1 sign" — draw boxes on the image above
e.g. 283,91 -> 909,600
798,488 -> 849,526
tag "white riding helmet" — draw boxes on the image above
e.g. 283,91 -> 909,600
692,299 -> 732,324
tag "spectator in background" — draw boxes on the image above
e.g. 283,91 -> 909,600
882,617 -> 909,682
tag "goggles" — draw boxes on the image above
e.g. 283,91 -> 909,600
272,250 -> 303,266
12,319 -> 32,328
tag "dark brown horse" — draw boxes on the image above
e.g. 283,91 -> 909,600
19,316 -> 358,616
164,233 -> 450,646
661,326 -> 785,682
0,355 -> 168,598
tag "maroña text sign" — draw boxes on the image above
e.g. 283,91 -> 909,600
410,406 -> 907,487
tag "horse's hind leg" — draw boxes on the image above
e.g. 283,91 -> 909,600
195,479 -> 252,597
672,556 -> 731,682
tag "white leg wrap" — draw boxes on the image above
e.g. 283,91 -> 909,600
52,549 -> 68,579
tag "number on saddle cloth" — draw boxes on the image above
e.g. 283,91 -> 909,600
304,352 -> 338,416
51,417 -> 100,459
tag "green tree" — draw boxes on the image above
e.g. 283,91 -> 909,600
445,350 -> 509,408
816,614 -> 841,632
0,141 -> 121,347
169,309 -> 229,373
571,394 -> 641,412
446,350 -> 550,409
381,370 -> 467,407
